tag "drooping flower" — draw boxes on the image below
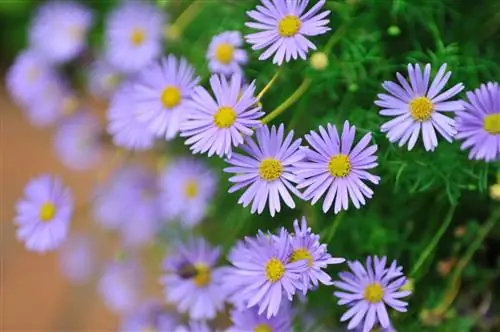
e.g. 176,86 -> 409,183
29,1 -> 93,63
245,0 -> 331,65
133,55 -> 200,140
295,121 -> 380,214
160,238 -> 226,320
105,0 -> 165,73
180,74 -> 263,158
333,256 -> 410,332
87,58 -> 123,99
54,111 -> 103,170
375,63 -> 465,151
207,31 -> 248,76
227,304 -> 293,332
98,258 -> 143,314
107,81 -> 156,151
224,124 -> 304,216
159,158 -> 216,227
455,82 -> 500,161
223,229 -> 308,318
14,175 -> 73,253
289,217 -> 345,292
121,299 -> 178,332
59,234 -> 95,284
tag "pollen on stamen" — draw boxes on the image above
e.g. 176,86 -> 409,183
193,264 -> 211,288
328,154 -> 352,177
363,282 -> 385,303
215,43 -> 234,64
254,323 -> 273,332
265,257 -> 285,282
409,96 -> 433,121
259,158 -> 283,181
278,15 -> 301,37
39,202 -> 56,222
130,27 -> 146,46
483,114 -> 500,135
184,179 -> 198,199
161,86 -> 182,109
290,248 -> 313,268
213,106 -> 236,128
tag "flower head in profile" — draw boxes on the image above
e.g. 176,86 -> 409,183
295,121 -> 380,214
223,229 -> 308,318
160,238 -> 226,320
227,304 -> 292,332
133,55 -> 200,140
54,111 -> 103,170
107,81 -> 156,151
29,1 -> 93,63
224,124 -> 304,216
159,158 -> 216,227
181,74 -> 263,157
456,82 -> 500,161
105,0 -> 165,73
207,31 -> 248,76
375,63 -> 465,151
333,256 -> 410,332
14,175 -> 73,253
59,234 -> 95,284
88,58 -> 122,99
245,0 -> 331,65
289,217 -> 345,292
121,299 -> 178,332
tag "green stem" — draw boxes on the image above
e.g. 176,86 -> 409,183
256,69 -> 282,100
321,212 -> 344,243
324,23 -> 347,54
410,204 -> 456,279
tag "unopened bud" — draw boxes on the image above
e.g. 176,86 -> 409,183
310,52 -> 328,71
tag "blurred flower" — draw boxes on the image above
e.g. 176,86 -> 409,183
88,59 -> 123,99
245,0 -> 331,65
295,121 -> 380,214
14,175 -> 73,253
107,81 -> 156,151
121,299 -> 178,332
375,63 -> 464,151
133,55 -> 200,140
159,158 -> 216,227
490,183 -> 500,200
227,304 -> 292,332
223,229 -> 308,318
181,74 -> 263,158
98,258 -> 143,314
290,217 -> 345,292
437,258 -> 456,277
454,225 -> 466,238
456,82 -> 500,161
59,234 -> 95,284
310,51 -> 329,70
105,0 -> 165,73
207,31 -> 247,76
224,124 -> 304,216
160,238 -> 226,320
54,111 -> 103,170
174,320 -> 211,332
333,256 -> 410,332
29,1 -> 93,63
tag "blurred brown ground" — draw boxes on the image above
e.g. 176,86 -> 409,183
1,86 -> 162,331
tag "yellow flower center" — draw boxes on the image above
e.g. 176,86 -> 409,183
254,324 -> 273,332
328,154 -> 352,177
39,202 -> 56,222
104,74 -> 121,89
161,86 -> 182,109
259,158 -> 283,181
409,96 -> 433,121
130,27 -> 146,46
278,15 -> 301,37
213,106 -> 237,128
483,114 -> 500,135
184,179 -> 198,199
265,257 -> 285,282
215,43 -> 234,64
193,264 -> 211,287
290,248 -> 313,268
363,283 -> 385,303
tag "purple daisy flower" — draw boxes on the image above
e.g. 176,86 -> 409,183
121,299 -> 178,332
289,217 -> 345,292
107,81 -> 156,151
59,234 -> 95,284
87,58 -> 123,99
245,0 -> 331,65
54,111 -> 103,170
174,321 -> 211,332
98,258 -> 143,314
333,256 -> 410,332
227,303 -> 292,332
105,0 -> 165,73
14,175 -> 73,253
456,82 -> 500,161
29,1 -> 93,64
180,74 -> 263,158
207,31 -> 248,76
224,124 -> 304,216
160,237 -> 226,320
295,121 -> 380,214
375,63 -> 465,151
159,158 -> 217,227
133,55 -> 200,140
223,229 -> 308,318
